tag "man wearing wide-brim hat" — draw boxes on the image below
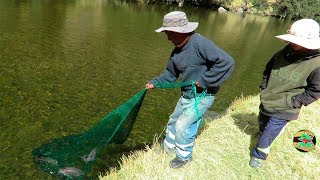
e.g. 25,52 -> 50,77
250,19 -> 320,168
146,11 -> 235,168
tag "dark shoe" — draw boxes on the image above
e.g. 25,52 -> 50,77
169,157 -> 192,169
249,157 -> 263,168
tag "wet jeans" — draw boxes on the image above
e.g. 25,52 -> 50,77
163,95 -> 215,160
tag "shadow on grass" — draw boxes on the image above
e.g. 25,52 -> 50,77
232,113 -> 261,154
90,111 -> 227,177
197,111 -> 224,137
93,111 -> 224,177
90,142 -> 152,177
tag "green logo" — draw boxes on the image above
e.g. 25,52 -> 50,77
293,130 -> 316,152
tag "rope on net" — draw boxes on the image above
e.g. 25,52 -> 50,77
154,80 -> 207,124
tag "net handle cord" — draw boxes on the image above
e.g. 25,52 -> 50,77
153,81 -> 207,125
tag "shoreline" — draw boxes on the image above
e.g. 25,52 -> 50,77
139,0 -> 320,21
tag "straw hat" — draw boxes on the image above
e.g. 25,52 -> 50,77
276,19 -> 320,50
155,11 -> 198,33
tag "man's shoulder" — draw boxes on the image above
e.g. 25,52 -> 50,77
192,33 -> 216,48
193,33 -> 210,41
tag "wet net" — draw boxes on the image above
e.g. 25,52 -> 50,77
32,89 -> 147,178
32,81 -> 204,178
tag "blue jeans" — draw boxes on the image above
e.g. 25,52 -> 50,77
163,95 -> 215,160
252,113 -> 288,160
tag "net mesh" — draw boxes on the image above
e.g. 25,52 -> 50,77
32,81 -> 204,178
32,89 -> 147,178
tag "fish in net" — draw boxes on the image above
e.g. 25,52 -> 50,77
32,89 -> 147,178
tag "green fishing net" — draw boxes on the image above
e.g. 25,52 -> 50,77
32,89 -> 146,178
32,81 -> 204,178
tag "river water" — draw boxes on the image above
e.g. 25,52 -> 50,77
0,0 -> 293,178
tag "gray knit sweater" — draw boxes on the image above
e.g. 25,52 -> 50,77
150,33 -> 234,98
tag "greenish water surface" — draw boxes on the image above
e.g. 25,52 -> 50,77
0,0 -> 292,178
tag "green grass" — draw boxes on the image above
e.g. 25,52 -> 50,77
100,95 -> 320,179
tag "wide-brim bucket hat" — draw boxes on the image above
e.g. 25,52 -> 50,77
275,19 -> 320,50
155,11 -> 198,33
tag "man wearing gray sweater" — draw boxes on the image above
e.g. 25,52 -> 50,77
146,11 -> 234,168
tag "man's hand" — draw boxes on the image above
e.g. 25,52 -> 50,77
195,81 -> 201,88
145,83 -> 154,89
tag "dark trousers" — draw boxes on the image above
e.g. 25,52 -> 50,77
252,113 -> 288,160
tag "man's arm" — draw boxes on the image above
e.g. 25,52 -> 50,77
260,57 -> 276,90
148,58 -> 179,87
197,40 -> 234,88
292,67 -> 320,108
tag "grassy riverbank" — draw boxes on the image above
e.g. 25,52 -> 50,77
100,95 -> 320,179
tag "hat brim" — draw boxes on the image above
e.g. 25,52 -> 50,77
276,34 -> 320,50
155,22 -> 198,33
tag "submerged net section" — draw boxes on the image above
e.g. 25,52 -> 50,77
32,81 -> 205,178
32,89 -> 147,178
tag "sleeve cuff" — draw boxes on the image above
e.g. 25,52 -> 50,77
197,78 -> 206,89
291,96 -> 302,108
